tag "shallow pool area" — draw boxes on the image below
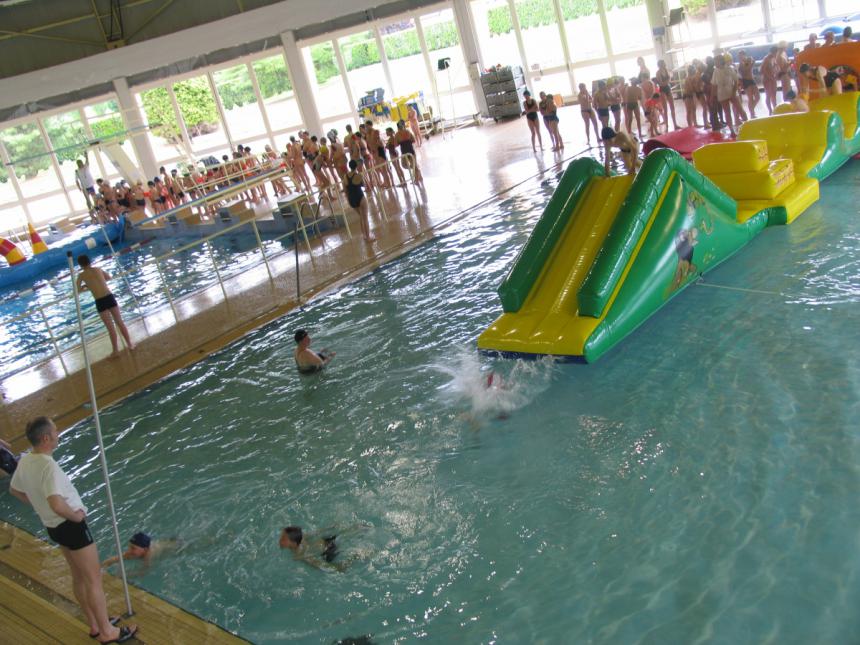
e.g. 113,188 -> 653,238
1,159 -> 859,644
0,231 -> 291,377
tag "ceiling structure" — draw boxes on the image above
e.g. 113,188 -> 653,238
0,0 -> 295,79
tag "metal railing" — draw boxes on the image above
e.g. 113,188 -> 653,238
1,150 -> 426,380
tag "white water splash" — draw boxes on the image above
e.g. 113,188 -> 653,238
434,348 -> 556,418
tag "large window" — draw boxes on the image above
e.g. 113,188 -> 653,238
382,19 -> 433,100
303,42 -> 353,120
665,0 -> 713,46
514,0 -> 572,96
173,75 -> 228,154
85,100 -> 137,182
0,123 -> 62,200
0,156 -> 19,205
716,0 -> 765,45
471,0 -> 523,70
339,31 -> 391,109
251,55 -> 302,133
213,64 -> 267,143
605,0 -> 653,55
421,8 -> 476,117
826,0 -> 854,16
136,87 -> 185,165
561,0 -> 607,63
769,0 -> 819,29
0,204 -> 27,231
42,111 -> 87,191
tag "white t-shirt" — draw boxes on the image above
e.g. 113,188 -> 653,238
713,66 -> 738,102
75,165 -> 95,190
10,453 -> 86,528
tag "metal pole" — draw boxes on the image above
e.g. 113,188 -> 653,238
294,221 -> 301,306
205,241 -> 229,302
65,252 -> 134,617
35,303 -> 69,377
250,220 -> 274,286
154,260 -> 178,321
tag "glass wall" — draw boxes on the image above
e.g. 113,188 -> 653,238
604,0 -> 653,55
514,0 -> 572,96
136,87 -> 185,166
769,0 -> 820,28
213,64 -> 268,143
382,18 -> 433,100
471,0 -> 523,70
561,0 -> 606,64
174,75 -> 229,154
421,8 -> 476,117
715,0 -> 765,45
303,41 -> 353,120
251,54 -> 302,133
339,31 -> 391,108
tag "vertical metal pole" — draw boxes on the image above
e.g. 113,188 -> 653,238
154,260 -> 178,320
205,241 -> 229,301
294,221 -> 301,306
98,223 -> 144,315
35,304 -> 69,377
66,253 -> 134,617
250,219 -> 274,286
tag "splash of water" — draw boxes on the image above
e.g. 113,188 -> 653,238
433,348 -> 555,418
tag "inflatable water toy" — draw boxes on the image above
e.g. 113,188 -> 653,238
478,90 -> 860,362
28,223 -> 48,255
0,215 -> 126,290
642,126 -> 733,159
0,238 -> 26,266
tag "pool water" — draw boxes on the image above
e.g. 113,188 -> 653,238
0,232 -> 290,377
1,161 -> 859,644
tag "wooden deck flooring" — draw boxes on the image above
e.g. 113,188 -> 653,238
0,521 -> 248,644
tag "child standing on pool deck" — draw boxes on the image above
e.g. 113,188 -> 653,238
76,254 -> 135,357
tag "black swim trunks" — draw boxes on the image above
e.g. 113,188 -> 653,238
597,107 -> 610,118
526,111 -> 538,121
321,535 -> 338,563
742,78 -> 756,88
94,293 -> 118,313
47,519 -> 94,550
610,103 -> 621,113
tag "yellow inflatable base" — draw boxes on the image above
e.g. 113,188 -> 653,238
736,177 -> 819,225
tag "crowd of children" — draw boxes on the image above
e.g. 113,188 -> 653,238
86,117 -> 426,233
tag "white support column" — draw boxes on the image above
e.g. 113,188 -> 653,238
35,118 -> 75,216
280,30 -> 323,136
206,72 -> 235,152
332,39 -> 357,124
550,0 -> 577,97
596,0 -> 616,75
760,0 -> 774,43
246,62 -> 277,150
707,0 -> 720,49
414,16 -> 442,116
507,0 -> 532,85
112,77 -> 159,180
166,84 -> 193,162
816,0 -> 825,20
373,26 -> 396,100
452,0 -> 488,115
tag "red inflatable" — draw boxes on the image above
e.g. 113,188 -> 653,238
642,127 -> 734,160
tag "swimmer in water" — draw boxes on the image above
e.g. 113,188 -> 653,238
280,526 -> 352,572
294,329 -> 335,374
101,532 -> 180,570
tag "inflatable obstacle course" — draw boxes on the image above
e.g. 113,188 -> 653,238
479,91 -> 860,362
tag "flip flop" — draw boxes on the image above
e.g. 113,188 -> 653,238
98,625 -> 138,644
89,617 -> 121,638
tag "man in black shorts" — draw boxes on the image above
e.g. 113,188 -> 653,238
9,417 -> 137,643
76,254 -> 135,357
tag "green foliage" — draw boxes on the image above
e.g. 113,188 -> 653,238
424,22 -> 459,52
174,77 -> 219,135
311,42 -> 339,85
0,124 -> 48,179
345,39 -> 381,71
681,0 -> 708,15
488,0 -> 645,35
252,56 -> 293,100
214,65 -> 255,111
141,87 -> 180,140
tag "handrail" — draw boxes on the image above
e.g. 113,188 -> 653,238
2,149 -> 424,379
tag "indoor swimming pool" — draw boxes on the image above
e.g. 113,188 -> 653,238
1,160 -> 858,644
0,231 -> 290,377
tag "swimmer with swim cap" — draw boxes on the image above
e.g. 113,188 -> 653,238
101,532 -> 179,569
294,329 -> 335,374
